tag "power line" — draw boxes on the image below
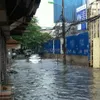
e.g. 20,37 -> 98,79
52,13 -> 100,33
65,14 -> 100,33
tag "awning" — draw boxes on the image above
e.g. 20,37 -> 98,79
6,38 -> 20,49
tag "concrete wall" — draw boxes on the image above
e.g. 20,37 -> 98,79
44,54 -> 89,66
66,55 -> 88,66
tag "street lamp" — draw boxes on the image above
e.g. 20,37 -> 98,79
48,1 -> 64,8
48,1 -> 54,4
48,0 -> 66,65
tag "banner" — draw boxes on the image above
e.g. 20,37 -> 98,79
66,32 -> 89,56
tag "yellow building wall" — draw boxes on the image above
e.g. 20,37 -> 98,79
88,1 -> 100,68
93,38 -> 100,68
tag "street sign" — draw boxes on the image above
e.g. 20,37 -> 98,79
76,4 -> 87,30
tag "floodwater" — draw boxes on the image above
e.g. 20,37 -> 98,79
10,59 -> 100,100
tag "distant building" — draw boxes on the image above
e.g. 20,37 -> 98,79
41,27 -> 52,33
54,0 -> 86,23
40,27 -> 56,37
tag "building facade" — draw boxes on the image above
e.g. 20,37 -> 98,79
54,0 -> 86,23
0,0 -> 41,99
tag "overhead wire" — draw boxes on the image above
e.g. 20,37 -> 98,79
65,14 -> 100,33
50,13 -> 100,35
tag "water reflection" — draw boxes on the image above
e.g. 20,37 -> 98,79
29,54 -> 41,64
10,59 -> 100,100
52,65 -> 92,100
91,69 -> 100,100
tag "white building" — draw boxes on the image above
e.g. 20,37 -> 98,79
87,0 -> 97,6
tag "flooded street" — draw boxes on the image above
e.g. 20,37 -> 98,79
10,59 -> 100,100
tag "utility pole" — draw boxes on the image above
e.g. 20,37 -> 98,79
62,0 -> 66,65
48,0 -> 66,64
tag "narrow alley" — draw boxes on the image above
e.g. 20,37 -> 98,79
10,59 -> 100,100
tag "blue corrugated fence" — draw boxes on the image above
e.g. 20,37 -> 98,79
54,39 -> 60,54
66,32 -> 89,56
43,32 -> 90,56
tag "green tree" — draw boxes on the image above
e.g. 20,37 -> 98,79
13,17 -> 52,52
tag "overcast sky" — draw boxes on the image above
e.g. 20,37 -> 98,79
35,0 -> 54,28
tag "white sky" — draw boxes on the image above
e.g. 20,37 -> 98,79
35,0 -> 54,28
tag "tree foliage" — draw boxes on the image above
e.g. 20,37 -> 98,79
13,17 -> 52,52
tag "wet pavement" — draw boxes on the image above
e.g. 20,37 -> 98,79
10,59 -> 100,100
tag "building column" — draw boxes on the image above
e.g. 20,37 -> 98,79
0,28 -> 7,85
0,29 -> 2,85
